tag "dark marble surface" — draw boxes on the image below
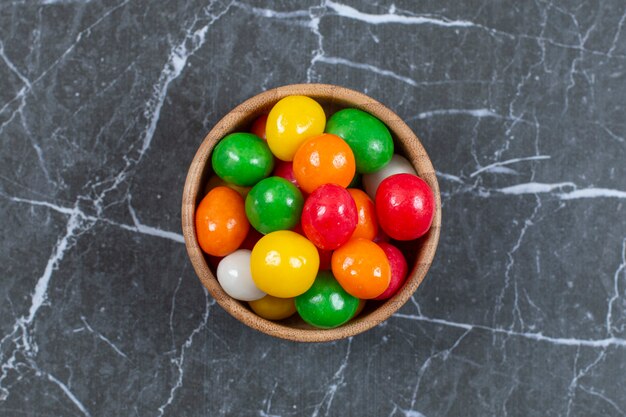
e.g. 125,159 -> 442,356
1,0 -> 626,416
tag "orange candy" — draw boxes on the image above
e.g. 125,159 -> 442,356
292,133 -> 356,194
347,188 -> 378,240
195,186 -> 249,257
331,238 -> 391,299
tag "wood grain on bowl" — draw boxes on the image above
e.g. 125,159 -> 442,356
181,84 -> 441,342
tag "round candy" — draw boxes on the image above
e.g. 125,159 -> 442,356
212,133 -> 274,186
266,96 -> 326,161
325,108 -> 394,173
204,174 -> 250,198
249,295 -> 296,320
347,188 -> 378,241
292,133 -> 356,194
301,184 -> 358,250
250,230 -> 319,298
363,154 -> 416,199
245,177 -> 304,234
195,186 -> 249,257
217,250 -> 266,301
331,238 -> 391,299
273,160 -> 299,188
250,114 -> 268,140
375,173 -> 435,240
373,242 -> 409,300
295,271 -> 359,329
354,299 -> 366,317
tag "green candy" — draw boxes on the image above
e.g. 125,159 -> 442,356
212,133 -> 274,186
245,177 -> 304,234
325,108 -> 394,173
295,271 -> 359,329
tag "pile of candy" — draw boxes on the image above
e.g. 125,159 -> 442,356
196,95 -> 435,329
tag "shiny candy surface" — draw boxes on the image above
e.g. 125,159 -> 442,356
272,160 -> 299,188
301,184 -> 358,250
212,133 -> 274,186
325,108 -> 394,173
331,238 -> 391,299
195,187 -> 249,257
292,133 -> 356,194
245,177 -> 304,234
363,154 -> 417,199
217,250 -> 266,301
347,188 -> 378,240
250,114 -> 268,140
266,96 -> 326,161
249,295 -> 296,321
375,173 -> 435,240
250,230 -> 319,298
295,271 -> 359,329
373,243 -> 409,300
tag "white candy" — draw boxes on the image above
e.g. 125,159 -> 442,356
363,154 -> 417,199
217,249 -> 266,301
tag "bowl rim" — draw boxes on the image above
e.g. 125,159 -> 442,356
181,83 -> 441,342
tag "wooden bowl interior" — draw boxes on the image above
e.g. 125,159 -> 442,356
182,84 -> 441,342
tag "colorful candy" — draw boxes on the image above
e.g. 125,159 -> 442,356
250,114 -> 268,140
273,160 -> 299,188
373,243 -> 408,300
331,238 -> 391,299
375,173 -> 435,240
196,186 -> 249,257
266,96 -> 326,161
245,177 -> 304,234
347,188 -> 378,240
295,271 -> 359,329
250,230 -> 319,298
301,184 -> 358,250
212,133 -> 274,186
363,154 -> 416,199
249,295 -> 296,320
197,95 -> 437,329
325,108 -> 394,173
217,249 -> 266,301
292,133 -> 356,194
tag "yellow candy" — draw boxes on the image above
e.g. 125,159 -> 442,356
266,96 -> 326,161
249,295 -> 296,320
250,230 -> 319,298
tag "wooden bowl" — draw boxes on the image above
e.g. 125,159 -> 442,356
181,84 -> 441,342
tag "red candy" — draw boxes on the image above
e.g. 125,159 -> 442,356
200,95 -> 439,329
250,114 -> 268,140
375,173 -> 435,240
301,184 -> 358,250
273,160 -> 299,188
240,227 -> 264,250
374,242 -> 408,300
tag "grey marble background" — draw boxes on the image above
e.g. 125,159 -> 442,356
1,0 -> 626,416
